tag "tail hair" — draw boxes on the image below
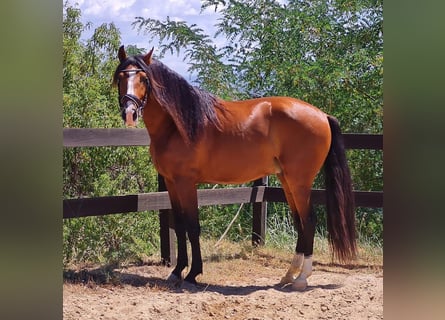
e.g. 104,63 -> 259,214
324,116 -> 357,262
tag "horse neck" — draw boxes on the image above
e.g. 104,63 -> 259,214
142,95 -> 176,143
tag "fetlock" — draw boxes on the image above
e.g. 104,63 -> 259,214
291,255 -> 313,291
280,253 -> 304,284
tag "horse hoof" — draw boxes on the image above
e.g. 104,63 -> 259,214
279,275 -> 295,285
166,273 -> 182,286
181,280 -> 200,292
291,278 -> 308,291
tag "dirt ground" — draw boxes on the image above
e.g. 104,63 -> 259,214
63,246 -> 383,320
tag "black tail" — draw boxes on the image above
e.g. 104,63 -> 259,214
324,116 -> 357,262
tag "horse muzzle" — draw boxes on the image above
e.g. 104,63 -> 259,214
122,105 -> 138,127
120,94 -> 143,127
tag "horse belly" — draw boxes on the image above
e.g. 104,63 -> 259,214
199,142 -> 278,184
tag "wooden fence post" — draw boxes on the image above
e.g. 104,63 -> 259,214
158,174 -> 176,266
252,176 -> 268,246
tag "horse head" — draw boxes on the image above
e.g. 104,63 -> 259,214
114,45 -> 154,127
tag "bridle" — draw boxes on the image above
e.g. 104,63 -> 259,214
118,68 -> 151,120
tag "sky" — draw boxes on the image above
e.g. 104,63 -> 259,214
70,0 -> 223,79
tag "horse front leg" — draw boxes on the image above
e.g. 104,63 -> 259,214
168,178 -> 202,286
164,180 -> 188,284
169,210 -> 188,282
184,216 -> 202,285
181,186 -> 202,285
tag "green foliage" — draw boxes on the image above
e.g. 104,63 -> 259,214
135,0 -> 383,135
63,212 -> 160,266
63,3 -> 159,266
133,16 -> 237,99
200,204 -> 253,241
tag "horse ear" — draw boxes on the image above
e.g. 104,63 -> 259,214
118,45 -> 127,62
144,47 -> 155,65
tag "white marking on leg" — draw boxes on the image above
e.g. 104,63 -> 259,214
298,255 -> 313,279
292,255 -> 313,291
280,253 -> 304,284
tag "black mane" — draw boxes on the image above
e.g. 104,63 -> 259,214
113,55 -> 150,83
114,56 -> 223,143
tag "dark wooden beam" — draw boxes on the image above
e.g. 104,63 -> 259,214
157,175 -> 176,266
64,188 -> 383,219
342,133 -> 383,150
252,177 -> 268,246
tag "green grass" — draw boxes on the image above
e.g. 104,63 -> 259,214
63,204 -> 383,269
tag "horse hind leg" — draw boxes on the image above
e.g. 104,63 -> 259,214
292,206 -> 316,291
278,173 -> 317,291
277,173 -> 305,285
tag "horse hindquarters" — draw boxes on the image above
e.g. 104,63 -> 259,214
275,123 -> 330,289
280,115 -> 356,289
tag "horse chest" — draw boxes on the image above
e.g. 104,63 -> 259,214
149,139 -> 199,177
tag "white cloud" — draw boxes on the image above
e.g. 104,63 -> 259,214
84,0 -> 135,16
77,0 -> 209,23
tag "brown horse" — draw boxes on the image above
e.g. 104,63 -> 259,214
113,45 -> 356,290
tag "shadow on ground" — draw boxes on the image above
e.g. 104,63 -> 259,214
63,263 -> 344,295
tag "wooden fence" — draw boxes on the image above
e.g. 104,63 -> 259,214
63,128 -> 383,265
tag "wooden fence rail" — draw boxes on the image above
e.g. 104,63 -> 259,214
63,128 -> 383,264
63,128 -> 383,149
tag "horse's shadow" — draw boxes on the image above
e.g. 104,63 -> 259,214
64,266 -> 343,295
173,278 -> 343,295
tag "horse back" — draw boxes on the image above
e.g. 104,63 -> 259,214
217,96 -> 331,144
189,97 -> 332,184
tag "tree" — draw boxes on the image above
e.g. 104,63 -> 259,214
63,3 -> 160,265
134,0 -> 383,133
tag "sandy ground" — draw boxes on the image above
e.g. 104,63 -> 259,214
63,248 -> 383,320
